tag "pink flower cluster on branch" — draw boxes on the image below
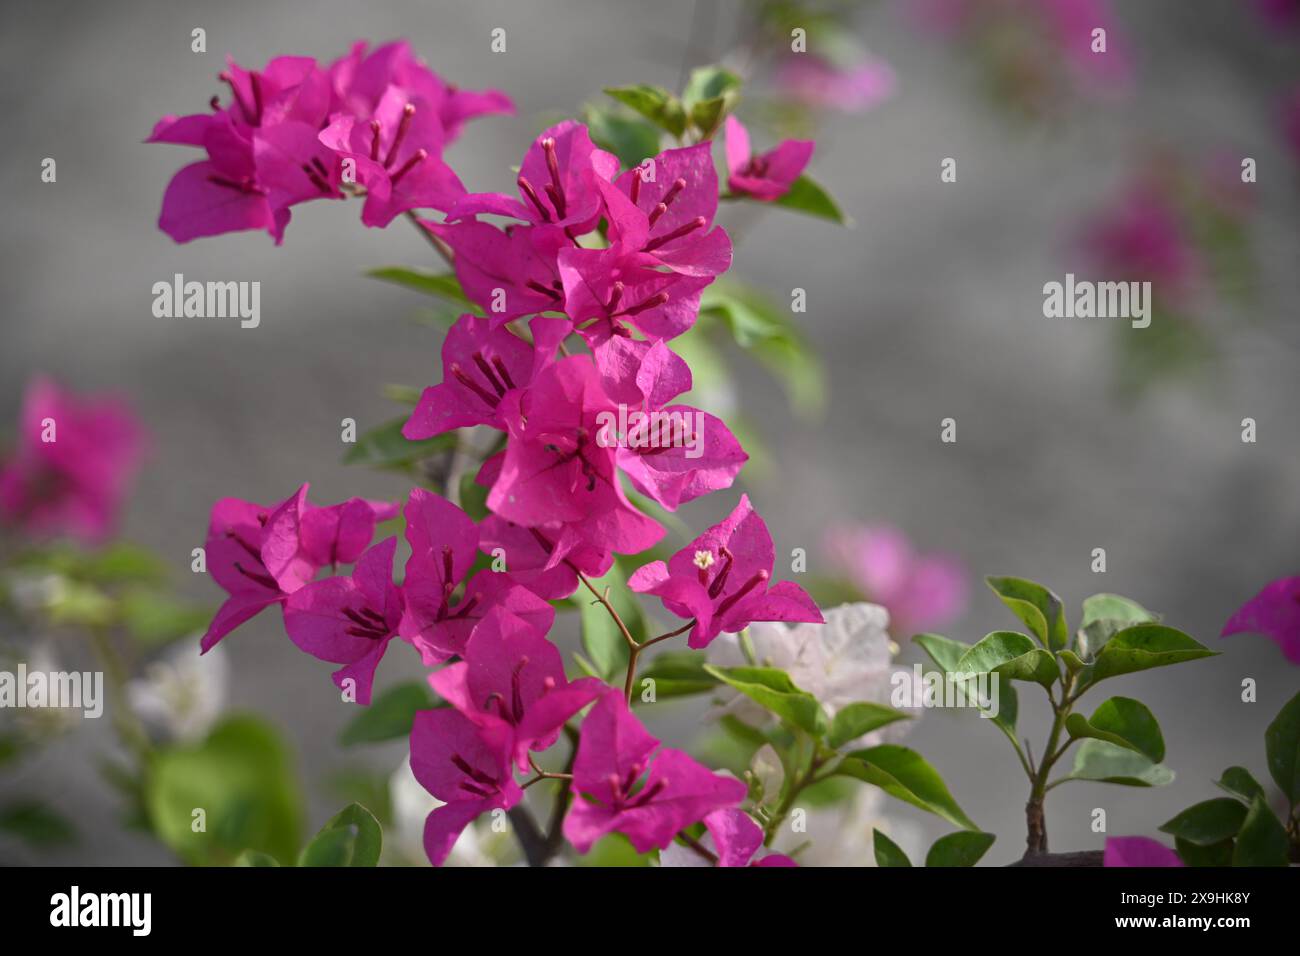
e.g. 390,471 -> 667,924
149,41 -> 512,243
160,39 -> 826,866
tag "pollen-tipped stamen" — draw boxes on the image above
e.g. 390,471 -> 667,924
383,103 -> 416,169
388,148 -> 426,187
644,216 -> 705,252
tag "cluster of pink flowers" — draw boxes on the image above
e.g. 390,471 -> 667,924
0,378 -> 146,545
160,41 -> 823,865
148,41 -> 512,242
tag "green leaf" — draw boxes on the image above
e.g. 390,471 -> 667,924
579,561 -> 643,682
698,280 -> 826,418
366,267 -> 470,304
1160,798 -> 1247,846
1078,593 -> 1157,657
234,850 -> 281,866
838,745 -> 978,830
1175,837 -> 1232,868
1264,691 -> 1300,806
1175,837 -> 1234,867
297,825 -> 356,867
914,632 -> 1018,735
1065,697 -> 1165,762
1065,739 -> 1174,787
682,66 -> 741,138
828,702 -> 909,749
773,175 -> 848,225
634,651 -> 719,700
603,85 -> 686,138
703,665 -> 826,735
342,417 -> 455,471
925,830 -> 995,867
872,829 -> 912,867
985,576 -> 1068,650
339,682 -> 437,746
145,715 -> 304,866
298,803 -> 382,867
1085,624 -> 1216,686
81,543 -> 169,584
1231,795 -> 1290,866
119,589 -> 212,648
583,106 -> 662,170
0,800 -> 76,847
1215,766 -> 1266,805
956,630 -> 1059,687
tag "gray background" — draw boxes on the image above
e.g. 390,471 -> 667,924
2,0 -> 1298,865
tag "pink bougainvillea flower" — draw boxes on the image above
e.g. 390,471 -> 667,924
422,221 -> 570,321
487,357 -> 664,557
199,483 -> 314,653
0,377 -> 145,546
824,525 -> 968,638
558,246 -> 712,345
602,144 -> 732,278
1221,575 -> 1300,665
661,807 -> 797,867
449,120 -> 618,234
299,497 -> 397,568
410,707 -> 522,866
155,113 -> 287,244
724,116 -> 813,202
282,536 -> 402,705
774,54 -> 896,113
327,40 -> 513,143
402,314 -> 569,440
1080,175 -> 1199,303
152,57 -> 343,244
598,340 -> 747,511
1103,836 -> 1183,867
398,488 -> 553,664
319,85 -> 465,227
430,607 -> 604,770
629,494 -> 822,649
564,689 -> 747,854
476,514 -> 612,600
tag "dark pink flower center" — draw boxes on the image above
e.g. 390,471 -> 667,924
451,753 -> 502,798
343,604 -> 390,639
450,350 -> 515,408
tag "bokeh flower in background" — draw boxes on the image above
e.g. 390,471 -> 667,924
0,377 -> 146,545
1076,152 -> 1256,392
908,0 -> 1132,117
823,528 -> 968,639
710,602 -> 920,738
773,53 -> 896,114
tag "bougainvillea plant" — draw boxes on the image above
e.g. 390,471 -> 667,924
3,20 -> 1296,871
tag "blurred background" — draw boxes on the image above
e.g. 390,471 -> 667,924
1,0 -> 1298,866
